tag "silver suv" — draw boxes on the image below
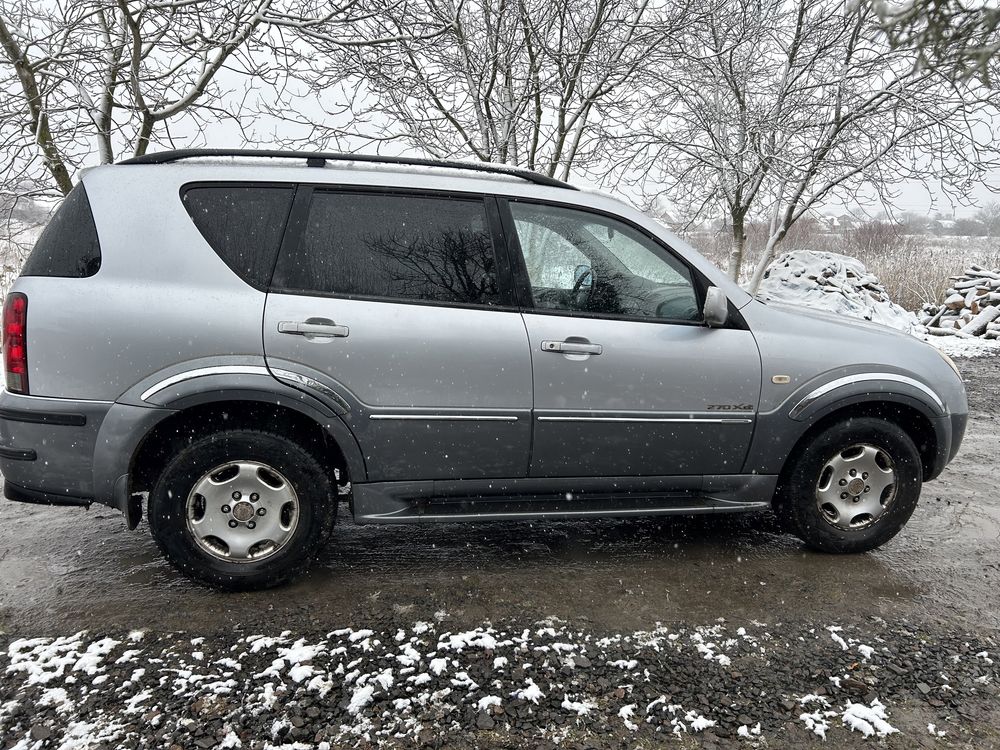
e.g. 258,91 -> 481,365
0,150 -> 968,589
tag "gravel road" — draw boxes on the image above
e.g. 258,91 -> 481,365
1,358 -> 999,748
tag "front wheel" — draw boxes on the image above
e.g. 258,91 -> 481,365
148,429 -> 336,590
775,417 -> 922,553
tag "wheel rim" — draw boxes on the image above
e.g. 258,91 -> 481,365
185,461 -> 299,563
815,443 -> 897,531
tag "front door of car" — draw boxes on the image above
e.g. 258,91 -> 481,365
263,188 -> 532,482
502,199 -> 762,478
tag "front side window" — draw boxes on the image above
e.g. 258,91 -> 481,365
510,202 -> 701,322
273,192 -> 502,307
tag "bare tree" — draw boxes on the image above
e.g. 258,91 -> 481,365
0,0 -> 286,199
0,0 -> 446,202
868,0 -> 1000,86
617,0 -> 999,292
974,201 -> 1000,236
287,0 -> 694,180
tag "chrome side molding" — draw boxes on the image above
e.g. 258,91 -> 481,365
140,365 -> 270,401
537,415 -> 752,424
369,414 -> 518,422
270,368 -> 351,412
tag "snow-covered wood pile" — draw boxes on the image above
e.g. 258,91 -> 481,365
918,265 -> 1000,339
757,250 -> 919,333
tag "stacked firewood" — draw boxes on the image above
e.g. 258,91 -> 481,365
918,264 -> 1000,338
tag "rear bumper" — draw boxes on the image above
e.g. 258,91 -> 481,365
0,389 -> 174,513
3,480 -> 92,507
0,390 -> 111,504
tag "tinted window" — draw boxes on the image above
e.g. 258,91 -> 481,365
21,184 -> 101,278
510,202 -> 700,322
183,185 -> 294,288
273,192 -> 501,306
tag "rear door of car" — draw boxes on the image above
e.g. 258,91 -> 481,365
263,186 -> 533,482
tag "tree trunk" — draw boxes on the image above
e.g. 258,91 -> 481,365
727,211 -> 747,281
746,231 -> 784,294
0,17 -> 74,195
134,115 -> 154,157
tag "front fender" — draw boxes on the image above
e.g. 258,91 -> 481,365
742,372 -> 951,478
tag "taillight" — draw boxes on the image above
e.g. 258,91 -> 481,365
3,292 -> 28,394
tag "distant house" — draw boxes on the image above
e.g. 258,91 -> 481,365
816,213 -> 862,232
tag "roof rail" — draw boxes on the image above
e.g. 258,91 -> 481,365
118,149 -> 576,190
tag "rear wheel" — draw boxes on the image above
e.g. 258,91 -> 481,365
148,429 -> 336,590
775,417 -> 922,553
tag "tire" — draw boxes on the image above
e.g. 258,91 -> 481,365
774,417 -> 922,553
147,429 -> 336,590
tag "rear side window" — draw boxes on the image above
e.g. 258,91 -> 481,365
183,185 -> 295,288
21,184 -> 101,278
273,192 -> 502,307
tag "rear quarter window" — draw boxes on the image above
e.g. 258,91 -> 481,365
182,185 -> 295,289
20,184 -> 102,278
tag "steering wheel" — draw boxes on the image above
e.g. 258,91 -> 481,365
570,269 -> 594,309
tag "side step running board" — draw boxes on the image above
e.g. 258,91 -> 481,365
351,475 -> 774,524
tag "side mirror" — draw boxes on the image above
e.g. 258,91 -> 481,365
703,286 -> 729,328
573,264 -> 593,288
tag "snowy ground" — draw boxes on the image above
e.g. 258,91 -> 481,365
1,619 -> 996,749
2,359 -> 1000,748
924,334 -> 1000,359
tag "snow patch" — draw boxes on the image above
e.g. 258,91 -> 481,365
562,695 -> 597,715
510,678 -> 543,704
346,684 -> 376,715
842,699 -> 898,737
477,695 -> 502,712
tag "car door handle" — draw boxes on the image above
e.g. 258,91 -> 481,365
541,340 -> 602,355
278,320 -> 350,338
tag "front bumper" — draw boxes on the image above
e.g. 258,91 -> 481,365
947,411 -> 967,465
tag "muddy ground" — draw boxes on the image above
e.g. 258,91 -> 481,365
0,358 -> 998,748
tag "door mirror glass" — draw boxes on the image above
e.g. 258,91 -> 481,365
703,286 -> 729,328
573,264 -> 593,288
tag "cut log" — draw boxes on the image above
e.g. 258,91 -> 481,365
927,326 -> 975,338
960,304 -> 1000,336
944,293 -> 966,309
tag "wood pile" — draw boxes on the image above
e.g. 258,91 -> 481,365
758,250 -> 919,333
918,264 -> 1000,338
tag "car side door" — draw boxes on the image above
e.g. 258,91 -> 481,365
501,198 -> 763,479
263,187 -> 533,482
